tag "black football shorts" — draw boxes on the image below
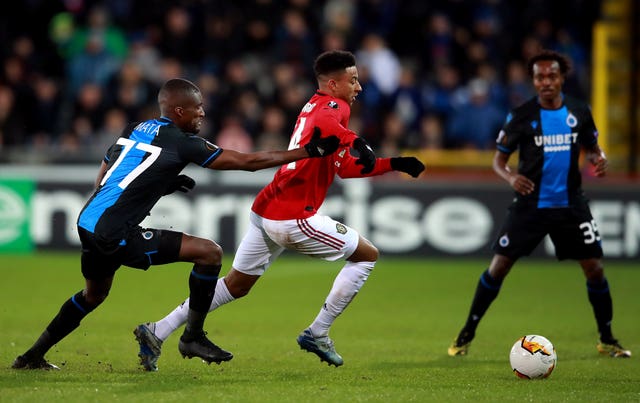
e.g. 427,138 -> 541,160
79,227 -> 183,280
492,199 -> 603,260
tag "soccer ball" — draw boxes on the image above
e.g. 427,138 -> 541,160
509,335 -> 557,379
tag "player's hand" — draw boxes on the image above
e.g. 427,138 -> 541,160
390,157 -> 425,178
353,137 -> 376,174
304,127 -> 340,157
163,174 -> 195,195
509,174 -> 534,196
588,150 -> 608,177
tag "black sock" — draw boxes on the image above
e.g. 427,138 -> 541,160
458,269 -> 503,344
184,264 -> 221,338
26,291 -> 94,358
587,278 -> 614,342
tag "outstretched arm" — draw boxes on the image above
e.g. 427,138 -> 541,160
207,131 -> 339,171
207,147 -> 310,171
493,150 -> 534,195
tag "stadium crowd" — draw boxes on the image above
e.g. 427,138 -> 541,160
0,0 -> 599,162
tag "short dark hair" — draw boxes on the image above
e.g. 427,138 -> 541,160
158,78 -> 200,101
313,50 -> 356,78
527,50 -> 571,77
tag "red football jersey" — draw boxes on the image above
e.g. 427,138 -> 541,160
252,91 -> 392,220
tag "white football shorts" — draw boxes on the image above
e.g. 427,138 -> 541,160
231,211 -> 360,276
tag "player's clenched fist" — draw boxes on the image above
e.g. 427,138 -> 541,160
304,126 -> 340,157
390,157 -> 426,178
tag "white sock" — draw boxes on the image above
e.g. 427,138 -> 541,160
154,277 -> 236,341
308,261 -> 375,338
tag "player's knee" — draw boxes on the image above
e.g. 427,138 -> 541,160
582,259 -> 604,281
195,239 -> 223,266
347,242 -> 378,262
84,289 -> 109,308
224,270 -> 256,298
228,284 -> 251,298
367,244 -> 379,262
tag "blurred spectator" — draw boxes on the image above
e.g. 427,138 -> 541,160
278,80 -> 314,131
356,32 -> 401,97
469,3 -> 505,70
31,76 -> 62,140
418,114 -> 445,150
159,6 -> 202,67
70,115 -> 95,150
66,33 -> 123,97
127,32 -> 163,85
555,28 -> 588,97
72,83 -> 107,132
423,12 -> 464,72
234,89 -> 263,136
352,64 -> 384,146
421,63 -> 466,121
94,108 -> 127,155
505,60 -> 534,109
323,0 -> 356,42
531,18 -> 557,50
0,0 -> 600,162
354,0 -> 398,39
446,78 -> 505,149
255,105 -> 289,151
0,85 -> 23,148
105,60 -> 157,122
49,12 -> 76,59
321,30 -> 348,53
215,115 -> 254,153
2,56 -> 35,143
520,35 -> 543,62
157,58 -> 186,85
65,6 -> 128,60
273,8 -> 317,79
378,112 -> 409,158
476,63 -> 507,109
202,9 -> 243,75
240,1 -> 279,53
390,64 -> 423,132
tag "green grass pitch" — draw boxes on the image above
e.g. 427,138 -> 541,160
1,253 -> 638,402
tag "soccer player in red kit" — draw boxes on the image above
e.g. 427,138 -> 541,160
133,50 -> 425,370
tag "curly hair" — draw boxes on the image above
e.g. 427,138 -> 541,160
313,50 -> 356,78
526,50 -> 571,77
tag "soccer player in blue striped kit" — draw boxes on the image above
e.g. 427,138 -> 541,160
12,78 -> 339,370
448,50 -> 631,358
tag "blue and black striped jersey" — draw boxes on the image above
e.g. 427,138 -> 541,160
77,117 -> 221,243
496,95 -> 599,209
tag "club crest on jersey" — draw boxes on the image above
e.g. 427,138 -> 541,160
336,223 -> 347,234
499,234 -> 509,247
142,231 -> 154,240
566,112 -> 578,127
328,101 -> 339,109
